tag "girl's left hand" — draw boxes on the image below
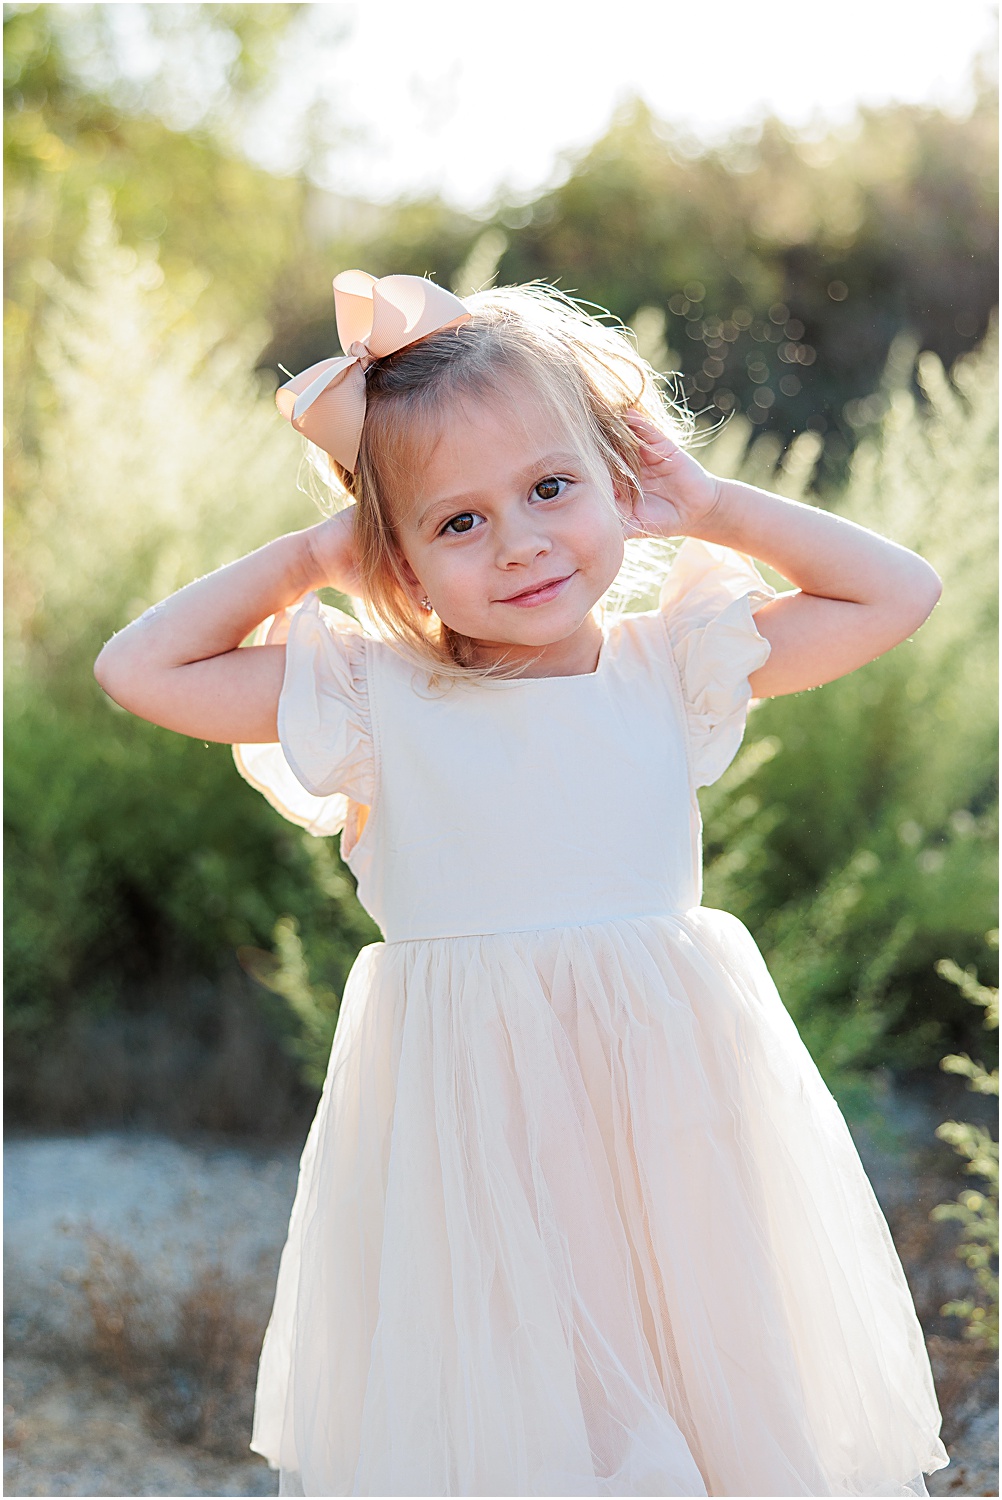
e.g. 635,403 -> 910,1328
624,411 -> 723,539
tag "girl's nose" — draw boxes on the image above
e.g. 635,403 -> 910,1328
494,514 -> 553,568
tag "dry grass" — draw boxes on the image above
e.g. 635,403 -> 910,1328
883,1175 -> 999,1463
926,1335 -> 997,1438
64,1226 -> 271,1457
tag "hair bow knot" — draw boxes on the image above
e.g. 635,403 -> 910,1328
275,270 -> 471,473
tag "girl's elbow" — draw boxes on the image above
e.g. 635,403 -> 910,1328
914,561 -> 943,620
94,638 -> 138,707
897,561 -> 942,638
93,641 -> 115,693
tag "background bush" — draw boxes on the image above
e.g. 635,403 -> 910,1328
699,332 -> 998,1086
4,205 -> 377,1120
931,939 -> 1000,1350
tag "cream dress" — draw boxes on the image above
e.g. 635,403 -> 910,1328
234,538 -> 949,1499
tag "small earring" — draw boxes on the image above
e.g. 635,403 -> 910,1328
420,595 -> 433,613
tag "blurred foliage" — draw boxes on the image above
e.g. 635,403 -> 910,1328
931,937 -> 999,1350
3,3 -> 998,1121
4,209 -> 377,1068
498,96 -> 998,482
4,1 -> 327,491
237,915 -> 341,1092
699,330 -> 998,1088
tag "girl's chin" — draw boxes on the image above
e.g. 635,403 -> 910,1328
459,611 -> 589,644
457,598 -> 603,638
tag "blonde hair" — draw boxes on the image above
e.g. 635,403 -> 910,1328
306,283 -> 693,680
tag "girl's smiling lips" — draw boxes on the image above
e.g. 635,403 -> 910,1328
496,573 -> 576,606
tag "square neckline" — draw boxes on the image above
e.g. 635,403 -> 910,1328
482,621 -> 611,685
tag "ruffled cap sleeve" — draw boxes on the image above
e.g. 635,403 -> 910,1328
233,594 -> 374,840
659,538 -> 776,788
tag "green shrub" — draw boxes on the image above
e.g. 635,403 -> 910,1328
4,200 -> 377,1053
930,937 -> 999,1350
697,330 -> 998,1090
237,915 -> 341,1092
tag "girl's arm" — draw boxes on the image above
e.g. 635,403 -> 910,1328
93,508 -> 361,743
626,414 -> 942,698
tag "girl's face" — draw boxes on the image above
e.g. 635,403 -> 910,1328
393,389 -> 632,676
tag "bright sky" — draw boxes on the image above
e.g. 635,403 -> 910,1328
77,0 -> 998,209
242,0 -> 998,207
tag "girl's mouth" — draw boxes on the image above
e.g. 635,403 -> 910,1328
498,573 -> 575,607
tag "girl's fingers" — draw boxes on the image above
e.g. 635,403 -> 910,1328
626,410 -> 680,459
626,409 -> 660,439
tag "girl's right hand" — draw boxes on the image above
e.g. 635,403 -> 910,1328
94,514 -> 364,747
304,507 -> 364,597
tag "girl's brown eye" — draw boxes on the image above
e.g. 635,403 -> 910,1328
534,478 -> 563,500
444,512 -> 476,534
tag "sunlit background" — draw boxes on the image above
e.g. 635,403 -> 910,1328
45,0 -> 999,204
4,4 -> 999,1496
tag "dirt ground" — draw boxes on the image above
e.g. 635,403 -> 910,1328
849,1080 -> 998,1498
3,1355 -> 278,1497
4,1072 -> 997,1497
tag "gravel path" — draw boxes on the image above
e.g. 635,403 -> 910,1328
5,1132 -> 299,1496
5,1133 -> 300,1328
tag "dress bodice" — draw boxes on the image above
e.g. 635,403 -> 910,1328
234,539 -> 776,943
354,618 -> 701,941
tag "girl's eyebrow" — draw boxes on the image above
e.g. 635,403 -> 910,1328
414,452 -> 582,530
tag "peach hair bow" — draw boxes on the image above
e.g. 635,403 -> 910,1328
275,270 -> 471,473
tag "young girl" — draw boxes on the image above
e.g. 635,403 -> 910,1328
95,271 -> 951,1498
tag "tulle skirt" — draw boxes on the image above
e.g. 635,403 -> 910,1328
250,909 -> 949,1497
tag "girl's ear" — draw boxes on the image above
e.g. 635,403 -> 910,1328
611,469 -> 639,527
395,549 -> 427,607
